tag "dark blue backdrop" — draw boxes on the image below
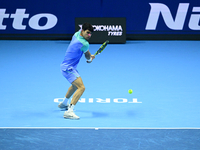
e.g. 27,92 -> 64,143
1,0 -> 200,39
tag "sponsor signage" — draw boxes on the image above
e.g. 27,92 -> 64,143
75,18 -> 126,43
0,9 -> 58,30
146,3 -> 200,31
1,1 -> 199,40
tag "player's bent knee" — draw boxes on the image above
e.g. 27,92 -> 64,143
81,86 -> 86,92
77,85 -> 85,93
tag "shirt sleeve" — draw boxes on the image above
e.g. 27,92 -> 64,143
81,42 -> 89,53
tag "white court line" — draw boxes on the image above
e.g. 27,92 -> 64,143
0,127 -> 200,129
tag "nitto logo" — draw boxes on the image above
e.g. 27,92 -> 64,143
54,98 -> 142,103
79,24 -> 123,36
146,3 -> 200,30
0,9 -> 58,30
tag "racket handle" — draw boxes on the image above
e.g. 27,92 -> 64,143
86,60 -> 92,63
86,57 -> 92,63
89,57 -> 92,61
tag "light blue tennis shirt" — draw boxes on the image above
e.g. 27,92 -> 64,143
61,30 -> 89,71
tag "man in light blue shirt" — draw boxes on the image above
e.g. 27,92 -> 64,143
59,23 -> 95,119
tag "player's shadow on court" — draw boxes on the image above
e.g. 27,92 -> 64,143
58,109 -> 109,118
77,110 -> 109,118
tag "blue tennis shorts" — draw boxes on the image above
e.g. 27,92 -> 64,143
61,68 -> 80,84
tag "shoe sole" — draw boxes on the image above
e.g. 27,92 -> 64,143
58,107 -> 68,110
64,115 -> 80,120
58,104 -> 69,110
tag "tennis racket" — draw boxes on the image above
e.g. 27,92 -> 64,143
94,40 -> 109,56
87,40 -> 109,63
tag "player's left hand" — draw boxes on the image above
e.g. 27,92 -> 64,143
87,55 -> 95,63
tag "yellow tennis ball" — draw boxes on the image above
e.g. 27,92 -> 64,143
128,89 -> 133,94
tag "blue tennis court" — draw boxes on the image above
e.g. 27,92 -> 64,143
0,40 -> 200,149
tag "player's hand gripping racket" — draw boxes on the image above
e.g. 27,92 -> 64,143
87,40 -> 109,63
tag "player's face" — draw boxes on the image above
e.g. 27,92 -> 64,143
81,30 -> 92,40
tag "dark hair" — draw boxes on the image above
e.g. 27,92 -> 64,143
82,23 -> 93,32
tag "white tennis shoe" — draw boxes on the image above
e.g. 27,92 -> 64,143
64,110 -> 80,120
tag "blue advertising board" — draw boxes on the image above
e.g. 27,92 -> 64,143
1,0 -> 200,40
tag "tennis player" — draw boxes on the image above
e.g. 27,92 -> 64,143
59,23 -> 95,119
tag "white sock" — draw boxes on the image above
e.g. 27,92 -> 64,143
68,104 -> 75,112
62,97 -> 69,106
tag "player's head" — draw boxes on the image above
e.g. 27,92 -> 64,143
81,23 -> 93,40
82,23 -> 93,32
